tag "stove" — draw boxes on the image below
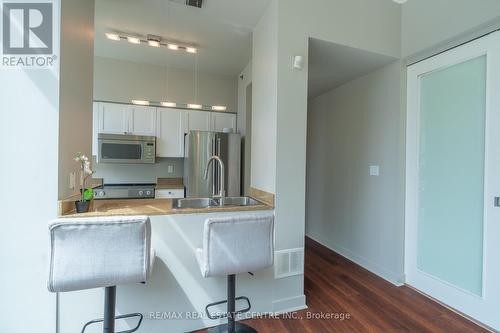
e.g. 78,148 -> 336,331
93,184 -> 155,200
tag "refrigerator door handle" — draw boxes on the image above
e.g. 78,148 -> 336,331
212,138 -> 217,196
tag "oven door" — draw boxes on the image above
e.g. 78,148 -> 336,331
98,139 -> 146,164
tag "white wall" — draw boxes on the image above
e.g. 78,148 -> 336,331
402,0 -> 500,58
249,0 -> 402,311
59,0 -> 95,199
0,1 -> 60,331
251,1 -> 278,194
237,62 -> 253,195
93,157 -> 183,184
94,56 -> 238,114
306,61 -> 405,284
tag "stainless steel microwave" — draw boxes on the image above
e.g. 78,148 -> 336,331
97,133 -> 156,164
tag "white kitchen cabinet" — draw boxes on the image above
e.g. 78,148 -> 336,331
187,110 -> 211,131
156,108 -> 185,158
98,102 -> 130,134
97,102 -> 156,136
155,189 -> 185,199
211,112 -> 237,132
129,105 -> 156,136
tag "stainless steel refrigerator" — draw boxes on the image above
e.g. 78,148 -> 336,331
184,131 -> 241,198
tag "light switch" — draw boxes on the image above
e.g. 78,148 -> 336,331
69,172 -> 76,189
167,165 -> 174,173
369,165 -> 380,176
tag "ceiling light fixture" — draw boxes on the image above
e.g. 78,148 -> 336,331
106,32 -> 197,54
148,40 -> 160,47
392,0 -> 407,3
127,36 -> 141,44
161,102 -> 177,107
211,106 -> 227,111
131,100 -> 150,106
167,44 -> 179,50
105,33 -> 120,41
187,103 -> 202,109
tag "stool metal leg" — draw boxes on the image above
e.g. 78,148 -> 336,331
104,286 -> 116,333
206,275 -> 258,333
227,274 -> 235,333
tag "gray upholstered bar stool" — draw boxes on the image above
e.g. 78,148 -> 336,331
196,215 -> 274,333
47,216 -> 155,333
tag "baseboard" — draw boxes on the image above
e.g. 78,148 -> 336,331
272,294 -> 307,314
306,234 -> 405,287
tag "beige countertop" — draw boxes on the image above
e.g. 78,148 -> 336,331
59,198 -> 273,218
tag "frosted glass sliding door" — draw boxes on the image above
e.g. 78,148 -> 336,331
418,56 -> 486,296
406,31 -> 500,330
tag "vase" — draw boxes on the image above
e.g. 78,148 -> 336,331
75,201 -> 90,213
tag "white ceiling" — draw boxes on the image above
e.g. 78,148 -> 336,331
94,0 -> 271,76
308,38 -> 397,99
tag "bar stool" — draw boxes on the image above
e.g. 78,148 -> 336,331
196,215 -> 274,333
47,216 -> 155,333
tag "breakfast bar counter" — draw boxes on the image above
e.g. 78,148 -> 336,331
58,198 -> 273,218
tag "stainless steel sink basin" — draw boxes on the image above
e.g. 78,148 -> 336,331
172,197 -> 261,209
216,197 -> 260,207
172,198 -> 218,209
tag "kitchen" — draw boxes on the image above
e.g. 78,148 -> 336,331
2,0 -> 500,333
55,1 -> 277,332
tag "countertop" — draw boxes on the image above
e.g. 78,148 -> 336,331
58,198 -> 273,218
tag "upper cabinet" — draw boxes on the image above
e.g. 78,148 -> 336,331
211,112 -> 237,133
186,110 -> 211,132
129,105 -> 157,136
157,108 -> 185,158
97,102 -> 156,136
98,102 -> 130,134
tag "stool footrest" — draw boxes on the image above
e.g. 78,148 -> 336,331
81,313 -> 143,333
205,296 -> 252,320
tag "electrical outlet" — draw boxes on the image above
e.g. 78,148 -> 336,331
369,165 -> 380,176
69,172 -> 76,189
167,165 -> 174,173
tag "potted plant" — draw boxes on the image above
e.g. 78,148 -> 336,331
74,152 -> 94,213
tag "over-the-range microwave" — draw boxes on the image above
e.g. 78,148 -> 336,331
97,133 -> 156,164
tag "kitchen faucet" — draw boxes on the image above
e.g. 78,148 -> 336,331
203,156 -> 225,205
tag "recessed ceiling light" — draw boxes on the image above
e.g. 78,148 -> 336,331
127,36 -> 141,44
105,33 -> 120,41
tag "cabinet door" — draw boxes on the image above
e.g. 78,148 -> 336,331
187,111 -> 211,131
155,189 -> 185,199
130,106 -> 156,136
99,103 -> 130,134
157,108 -> 184,157
211,112 -> 237,132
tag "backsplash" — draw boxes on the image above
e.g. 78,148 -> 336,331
93,157 -> 184,184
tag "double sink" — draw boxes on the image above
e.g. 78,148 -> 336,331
172,196 -> 261,209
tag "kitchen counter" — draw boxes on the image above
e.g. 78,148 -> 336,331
58,198 -> 273,218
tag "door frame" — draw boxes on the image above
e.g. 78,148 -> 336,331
404,31 -> 500,329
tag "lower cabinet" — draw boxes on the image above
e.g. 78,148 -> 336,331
155,189 -> 185,199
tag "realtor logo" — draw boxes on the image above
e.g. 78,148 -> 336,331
1,2 -> 55,67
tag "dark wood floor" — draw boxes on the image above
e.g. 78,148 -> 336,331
198,237 -> 489,333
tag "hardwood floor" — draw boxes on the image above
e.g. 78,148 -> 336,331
197,237 -> 490,333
